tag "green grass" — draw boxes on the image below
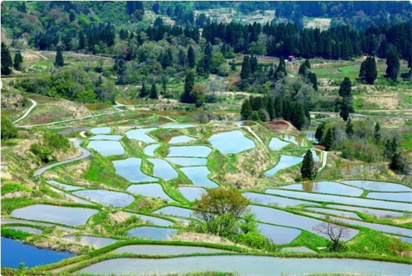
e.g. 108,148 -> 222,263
1,197 -> 36,215
1,183 -> 33,195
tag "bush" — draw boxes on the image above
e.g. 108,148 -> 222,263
30,143 -> 53,163
1,116 -> 17,140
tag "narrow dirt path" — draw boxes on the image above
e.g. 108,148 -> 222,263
13,99 -> 37,125
242,126 -> 263,144
318,150 -> 328,173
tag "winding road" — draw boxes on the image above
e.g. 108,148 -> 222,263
33,139 -> 91,177
12,99 -> 37,125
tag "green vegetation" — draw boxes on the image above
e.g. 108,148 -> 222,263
1,115 -> 18,140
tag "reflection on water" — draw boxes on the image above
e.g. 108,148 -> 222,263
339,163 -> 375,176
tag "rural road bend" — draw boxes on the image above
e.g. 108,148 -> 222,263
33,139 -> 90,177
13,99 -> 37,124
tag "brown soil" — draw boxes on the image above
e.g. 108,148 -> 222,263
267,120 -> 290,132
171,232 -> 249,249
314,145 -> 326,150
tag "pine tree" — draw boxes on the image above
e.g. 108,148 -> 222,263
55,47 -> 64,67
79,31 -> 86,49
182,71 -> 195,103
139,82 -> 148,97
340,101 -> 350,121
373,122 -> 381,144
267,97 -> 275,121
386,48 -> 400,81
315,122 -> 325,143
274,56 -> 287,80
338,77 -> 352,103
178,49 -> 187,68
1,42 -> 13,75
203,42 -> 212,74
150,83 -> 158,99
240,55 -> 251,80
308,72 -> 318,91
13,51 -> 23,71
345,118 -> 354,138
188,46 -> 195,68
359,56 -> 377,84
240,99 -> 252,120
301,149 -> 315,180
323,128 -> 334,151
250,55 -> 258,74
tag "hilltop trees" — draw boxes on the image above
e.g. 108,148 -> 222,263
386,48 -> 400,81
1,42 -> 13,75
359,56 -> 377,84
301,149 -> 316,180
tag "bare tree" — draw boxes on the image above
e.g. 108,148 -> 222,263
313,220 -> 350,252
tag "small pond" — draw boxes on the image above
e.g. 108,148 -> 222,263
46,180 -> 84,191
77,256 -> 412,275
73,190 -> 134,208
90,127 -> 111,135
63,236 -> 118,248
7,226 -> 43,235
180,166 -> 218,188
167,146 -> 212,158
249,205 -> 359,240
1,237 -> 76,268
147,158 -> 178,181
11,204 -> 99,226
303,131 -> 316,142
144,144 -> 161,156
208,130 -> 255,154
280,181 -> 363,196
178,187 -> 206,202
268,137 -> 290,150
266,189 -> 412,212
305,213 -> 412,237
342,180 -> 412,192
153,206 -> 194,218
125,128 -> 157,143
264,155 -> 303,177
280,133 -> 304,146
169,135 -> 196,144
166,157 -> 208,167
112,158 -> 158,183
127,226 -> 177,240
161,124 -> 195,129
304,207 -> 361,219
257,223 -> 301,244
90,135 -> 122,141
243,192 -> 319,207
281,246 -> 316,253
113,245 -> 227,255
127,184 -> 174,202
326,204 -> 407,219
88,141 -> 125,156
125,212 -> 174,227
367,192 -> 412,202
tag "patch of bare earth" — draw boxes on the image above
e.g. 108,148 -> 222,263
267,120 -> 300,135
364,96 -> 399,110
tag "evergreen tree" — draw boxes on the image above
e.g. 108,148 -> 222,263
386,48 -> 400,81
301,149 -> 315,180
161,77 -> 167,95
250,55 -> 258,74
55,47 -> 64,67
359,56 -> 377,84
338,77 -> 352,103
340,101 -> 350,121
78,31 -> 86,49
182,71 -> 195,103
298,59 -> 310,76
308,72 -> 318,91
373,122 -> 381,144
139,82 -> 148,97
240,99 -> 252,120
315,122 -> 325,143
323,128 -> 334,151
1,42 -> 13,75
13,51 -> 23,71
203,42 -> 212,74
240,55 -> 251,80
178,49 -> 187,68
150,83 -> 158,99
274,56 -> 287,80
267,97 -> 275,121
188,46 -> 195,68
345,118 -> 354,138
